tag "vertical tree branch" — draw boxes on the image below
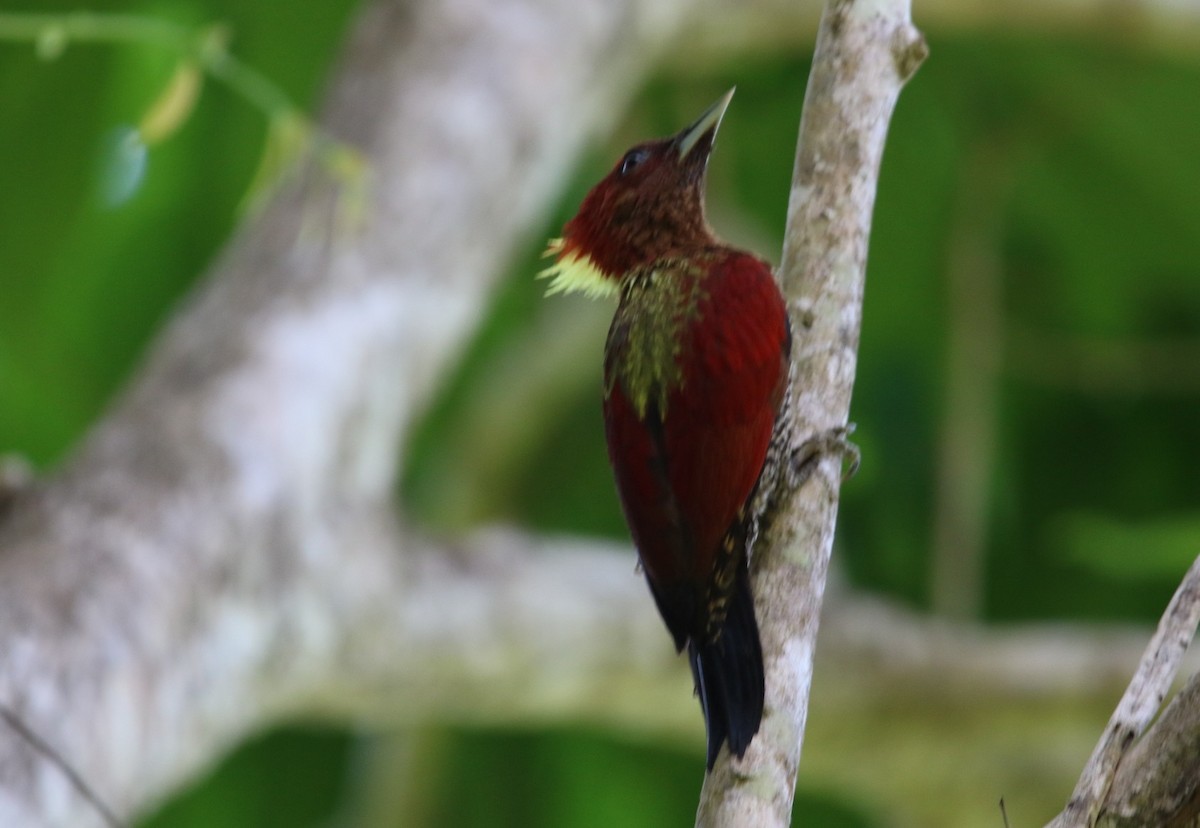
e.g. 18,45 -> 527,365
696,1 -> 925,825
929,139 -> 1011,620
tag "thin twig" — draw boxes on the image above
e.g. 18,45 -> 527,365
0,11 -> 364,208
0,703 -> 125,828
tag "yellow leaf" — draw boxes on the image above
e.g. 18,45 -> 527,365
138,61 -> 202,146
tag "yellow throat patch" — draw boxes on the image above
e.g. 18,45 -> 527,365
538,238 -> 619,300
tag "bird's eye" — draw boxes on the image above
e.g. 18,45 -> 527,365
619,149 -> 649,176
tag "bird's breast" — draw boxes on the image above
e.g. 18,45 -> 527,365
604,262 -> 704,419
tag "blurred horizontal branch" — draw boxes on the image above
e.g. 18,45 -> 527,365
674,0 -> 1200,64
1008,330 -> 1200,395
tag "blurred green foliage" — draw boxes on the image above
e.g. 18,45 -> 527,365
141,728 -> 354,828
3,0 -> 1200,825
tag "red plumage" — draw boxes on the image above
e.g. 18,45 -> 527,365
605,251 -> 787,601
543,90 -> 789,769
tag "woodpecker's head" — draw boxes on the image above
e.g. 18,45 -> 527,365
540,89 -> 734,298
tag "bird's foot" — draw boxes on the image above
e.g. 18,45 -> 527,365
789,424 -> 860,488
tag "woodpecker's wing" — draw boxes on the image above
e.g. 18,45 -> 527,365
603,252 -> 788,641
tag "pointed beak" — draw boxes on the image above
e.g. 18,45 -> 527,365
675,88 -> 735,160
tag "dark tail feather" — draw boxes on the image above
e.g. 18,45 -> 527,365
687,569 -> 764,770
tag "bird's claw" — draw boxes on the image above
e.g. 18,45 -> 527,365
788,424 -> 860,487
